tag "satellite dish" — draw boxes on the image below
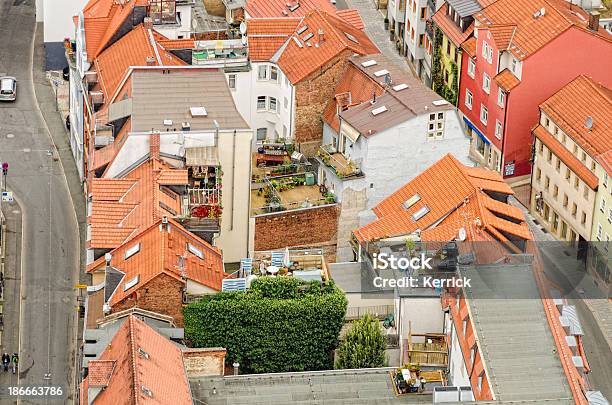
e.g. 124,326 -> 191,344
458,227 -> 467,241
239,22 -> 247,35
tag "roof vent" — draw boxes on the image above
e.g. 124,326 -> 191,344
303,32 -> 314,41
141,386 -> 153,397
297,25 -> 308,35
146,56 -> 156,65
190,107 -> 207,117
163,119 -> 173,126
182,122 -> 191,131
432,99 -> 449,106
585,116 -> 593,130
371,105 -> 388,116
137,347 -> 150,359
361,59 -> 377,67
374,69 -> 389,77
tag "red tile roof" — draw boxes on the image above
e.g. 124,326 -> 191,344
532,125 -> 599,189
432,3 -> 475,46
87,360 -> 115,387
101,217 -> 225,306
461,37 -> 477,57
247,19 -> 301,61
246,0 -> 336,18
475,0 -> 612,60
494,68 -> 521,92
276,10 -> 380,83
595,150 -> 612,176
93,24 -> 186,103
79,316 -> 192,405
354,154 -> 527,245
156,38 -> 196,50
335,9 -> 365,30
88,158 -> 186,250
540,75 -> 611,160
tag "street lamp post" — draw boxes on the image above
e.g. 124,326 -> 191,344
1,162 -> 7,217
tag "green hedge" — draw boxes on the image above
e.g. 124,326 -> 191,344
335,314 -> 387,369
183,277 -> 347,374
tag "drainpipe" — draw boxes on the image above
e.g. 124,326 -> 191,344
290,83 -> 295,149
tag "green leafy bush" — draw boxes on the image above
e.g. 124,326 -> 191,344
335,314 -> 387,369
184,277 -> 347,374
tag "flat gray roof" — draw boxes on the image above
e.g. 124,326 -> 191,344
460,264 -> 573,402
130,69 -> 249,132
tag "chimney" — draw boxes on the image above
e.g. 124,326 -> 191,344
144,17 -> 153,29
588,11 -> 600,31
150,133 -> 160,159
146,56 -> 156,66
318,28 -> 325,44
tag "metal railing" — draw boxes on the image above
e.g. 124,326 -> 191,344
188,187 -> 221,207
317,145 -> 362,179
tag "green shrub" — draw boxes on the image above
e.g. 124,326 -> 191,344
335,314 -> 387,369
184,277 -> 347,374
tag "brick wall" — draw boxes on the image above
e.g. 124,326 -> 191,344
254,205 -> 339,257
294,50 -> 353,157
112,274 -> 185,326
182,348 -> 227,377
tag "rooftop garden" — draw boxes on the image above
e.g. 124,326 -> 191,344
317,144 -> 363,179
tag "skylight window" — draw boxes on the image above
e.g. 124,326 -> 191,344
402,193 -> 421,209
374,69 -> 390,77
432,100 -> 449,106
361,59 -> 377,67
303,32 -> 314,42
187,243 -> 204,259
123,275 -> 140,291
344,32 -> 359,43
297,25 -> 308,35
412,205 -> 430,221
371,105 -> 388,116
292,36 -> 303,48
124,243 -> 141,259
393,83 -> 409,91
289,2 -> 300,12
190,107 -> 207,117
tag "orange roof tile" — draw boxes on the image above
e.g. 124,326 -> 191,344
87,360 -> 115,387
595,150 -> 612,176
93,24 -> 186,104
89,158 -> 184,249
157,169 -> 189,185
79,316 -> 192,405
103,217 -> 225,306
246,0 -> 336,18
432,4 -> 475,46
247,19 -> 301,61
540,75 -> 611,159
494,69 -> 521,92
461,37 -> 477,57
156,38 -> 196,50
275,10 -> 379,83
335,9 -> 365,30
475,0 -> 612,60
354,154 -> 524,243
533,125 -> 599,189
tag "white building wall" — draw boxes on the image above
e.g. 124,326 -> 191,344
448,321 -> 471,386
226,62 -> 295,150
152,4 -> 193,39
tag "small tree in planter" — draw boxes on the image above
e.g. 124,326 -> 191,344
335,314 -> 387,369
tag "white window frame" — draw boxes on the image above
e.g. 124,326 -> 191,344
187,242 -> 204,259
480,105 -> 488,125
601,198 -> 606,213
481,41 -> 488,59
596,223 -> 602,240
228,74 -> 236,90
256,127 -> 267,141
270,66 -> 279,82
427,111 -> 445,140
269,97 -> 278,113
495,120 -> 502,139
125,243 -> 141,260
465,89 -> 473,110
482,73 -> 490,94
497,89 -> 505,107
257,65 -> 268,80
604,173 -> 608,188
511,57 -> 518,74
257,96 -> 266,111
467,58 -> 475,79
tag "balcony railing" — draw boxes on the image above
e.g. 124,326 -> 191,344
192,39 -> 249,68
317,145 -> 363,179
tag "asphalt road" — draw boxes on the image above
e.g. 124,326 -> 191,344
0,0 -> 80,403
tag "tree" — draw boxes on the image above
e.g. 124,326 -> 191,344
335,314 -> 387,369
183,277 -> 347,374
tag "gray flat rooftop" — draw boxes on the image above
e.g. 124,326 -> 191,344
460,264 -> 573,403
190,368 -> 432,404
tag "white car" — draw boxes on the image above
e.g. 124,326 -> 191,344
0,76 -> 17,102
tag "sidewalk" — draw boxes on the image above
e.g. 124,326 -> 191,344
345,0 -> 416,76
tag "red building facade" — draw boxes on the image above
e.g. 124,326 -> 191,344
458,0 -> 612,183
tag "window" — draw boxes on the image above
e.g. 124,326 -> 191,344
596,223 -> 602,240
468,58 -> 475,78
547,150 -> 552,163
609,208 -> 612,223
256,127 -> 267,141
270,66 -> 278,81
478,374 -> 484,392
284,97 -> 288,109
187,243 -> 204,259
601,198 -> 606,213
462,318 -> 468,336
581,151 -> 587,162
495,120 -> 502,139
553,185 -> 558,198
565,168 -> 571,180
228,74 -> 236,90
554,159 -> 560,172
123,275 -> 140,291
446,41 -> 451,55
591,161 -> 596,171
420,7 -> 426,19
539,141 -> 544,154
511,57 -> 518,74
562,194 -> 568,207
125,243 -> 141,259
257,96 -> 266,110
497,89 -> 505,107
419,34 -> 425,47
465,89 -> 473,109
257,65 -> 268,80
574,176 -> 579,190
269,97 -> 278,113
545,176 -> 550,190
544,117 -> 550,127
581,212 -> 586,225
571,202 -> 577,217
480,105 -> 488,125
470,345 -> 476,365
482,41 -> 488,58
583,185 -> 589,199
536,168 -> 541,181
427,112 -> 445,139
482,73 -> 491,94
604,173 -> 609,188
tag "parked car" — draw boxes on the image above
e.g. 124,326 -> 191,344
0,76 -> 17,101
